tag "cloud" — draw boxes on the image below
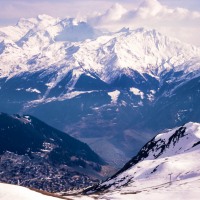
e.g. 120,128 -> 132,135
0,0 -> 199,46
89,3 -> 127,26
0,0 -> 114,26
88,0 -> 200,46
0,0 -> 118,21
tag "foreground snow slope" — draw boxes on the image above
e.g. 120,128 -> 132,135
97,176 -> 200,200
0,183 -> 60,200
70,176 -> 200,200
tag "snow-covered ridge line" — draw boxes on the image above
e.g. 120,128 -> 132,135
0,14 -> 200,85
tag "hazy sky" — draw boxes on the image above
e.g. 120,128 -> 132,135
0,0 -> 199,24
0,0 -> 200,46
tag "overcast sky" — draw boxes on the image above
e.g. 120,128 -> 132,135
0,0 -> 200,46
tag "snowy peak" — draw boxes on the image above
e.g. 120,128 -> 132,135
37,14 -> 56,21
72,27 -> 200,82
117,122 -> 200,175
113,27 -> 200,72
0,16 -> 200,82
0,15 -> 99,44
17,17 -> 38,29
152,122 -> 200,157
16,15 -> 97,47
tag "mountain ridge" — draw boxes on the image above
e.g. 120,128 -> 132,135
85,121 -> 200,194
0,112 -> 109,192
0,15 -> 200,82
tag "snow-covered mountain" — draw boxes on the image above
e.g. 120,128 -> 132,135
1,15 -> 200,166
82,122 -> 200,199
0,15 -> 200,81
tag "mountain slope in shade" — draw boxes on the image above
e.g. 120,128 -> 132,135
85,122 -> 200,197
0,113 -> 107,192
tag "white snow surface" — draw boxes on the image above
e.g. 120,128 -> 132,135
108,90 -> 120,104
130,87 -> 144,99
96,176 -> 200,200
0,183 -> 60,200
0,15 -> 200,87
26,88 -> 41,94
70,176 -> 200,200
24,90 -> 95,108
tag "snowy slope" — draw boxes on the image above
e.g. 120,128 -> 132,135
76,122 -> 200,199
97,122 -> 200,190
69,176 -> 200,200
0,183 -> 60,200
0,15 -> 200,110
94,176 -> 200,200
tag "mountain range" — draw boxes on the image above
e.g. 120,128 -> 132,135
0,15 -> 200,166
